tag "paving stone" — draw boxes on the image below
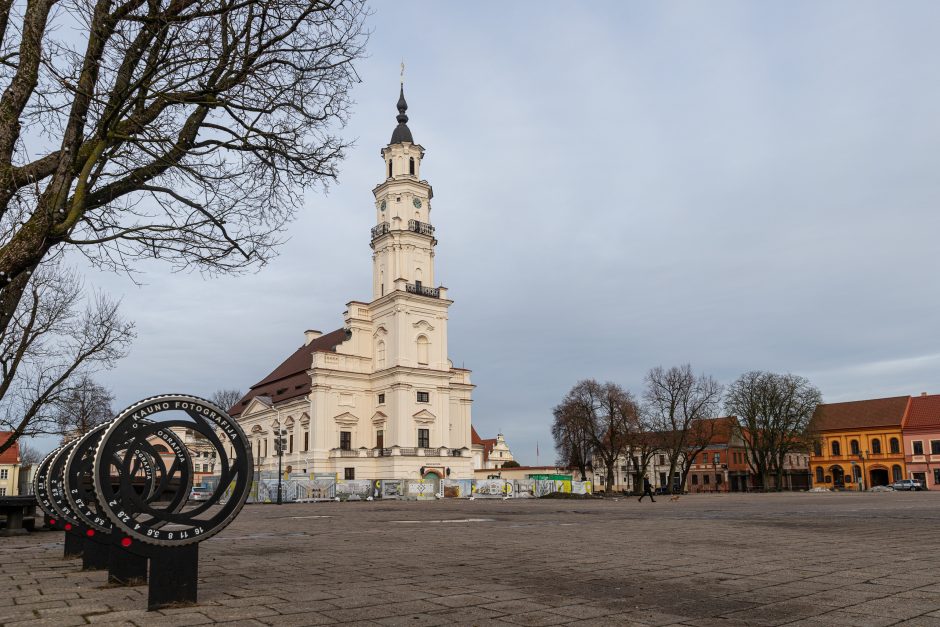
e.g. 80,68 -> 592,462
5,493 -> 940,625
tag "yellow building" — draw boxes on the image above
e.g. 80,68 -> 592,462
0,432 -> 21,496
810,396 -> 908,489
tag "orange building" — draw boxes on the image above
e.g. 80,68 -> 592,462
810,396 -> 908,489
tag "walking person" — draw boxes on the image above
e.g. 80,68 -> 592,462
638,476 -> 656,503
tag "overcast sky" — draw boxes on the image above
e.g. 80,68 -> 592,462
54,2 -> 940,464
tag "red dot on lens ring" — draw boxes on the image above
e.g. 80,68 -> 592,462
64,523 -> 72,530
120,537 -> 132,548
86,529 -> 95,537
49,518 -> 56,525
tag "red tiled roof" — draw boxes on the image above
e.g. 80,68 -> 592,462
811,396 -> 910,432
229,329 -> 348,416
903,394 -> 940,430
0,432 -> 20,465
470,427 -> 498,461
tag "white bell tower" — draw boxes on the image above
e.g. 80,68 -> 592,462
370,86 -> 436,300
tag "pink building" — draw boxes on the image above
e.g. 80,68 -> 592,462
902,393 -> 940,489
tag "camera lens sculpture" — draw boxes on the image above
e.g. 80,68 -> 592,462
33,394 -> 253,610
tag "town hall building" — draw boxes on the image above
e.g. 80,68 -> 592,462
230,87 -> 476,481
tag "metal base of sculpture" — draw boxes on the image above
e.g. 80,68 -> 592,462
147,544 -> 199,610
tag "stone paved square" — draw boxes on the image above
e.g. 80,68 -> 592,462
3,492 -> 940,625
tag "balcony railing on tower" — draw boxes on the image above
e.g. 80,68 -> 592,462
371,222 -> 390,239
406,283 -> 440,298
408,219 -> 434,236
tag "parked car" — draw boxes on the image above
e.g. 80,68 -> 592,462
189,486 -> 212,501
890,479 -> 923,491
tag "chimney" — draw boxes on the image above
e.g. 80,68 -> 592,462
922,392 -> 928,397
304,330 -> 322,346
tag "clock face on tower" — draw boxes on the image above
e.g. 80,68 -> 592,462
380,200 -> 386,211
413,197 -> 422,209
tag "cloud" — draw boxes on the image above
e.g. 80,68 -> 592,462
35,2 -> 940,466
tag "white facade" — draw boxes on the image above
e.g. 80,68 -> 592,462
232,88 -> 475,481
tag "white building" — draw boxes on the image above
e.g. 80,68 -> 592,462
231,87 -> 475,481
471,428 -> 516,470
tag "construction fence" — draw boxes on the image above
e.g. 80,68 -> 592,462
210,473 -> 593,503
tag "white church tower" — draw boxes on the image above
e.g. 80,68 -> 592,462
231,86 -> 475,482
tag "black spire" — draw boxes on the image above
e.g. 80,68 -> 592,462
390,85 -> 414,144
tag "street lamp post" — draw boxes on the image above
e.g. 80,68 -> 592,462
859,451 -> 868,491
276,428 -> 287,505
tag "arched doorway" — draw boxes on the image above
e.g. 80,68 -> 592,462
830,465 -> 845,488
869,467 -> 890,487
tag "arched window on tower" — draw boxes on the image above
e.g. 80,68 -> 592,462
388,160 -> 392,178
889,437 -> 900,454
871,438 -> 882,454
417,335 -> 429,365
831,440 -> 841,456
376,340 -> 386,369
409,157 -> 415,175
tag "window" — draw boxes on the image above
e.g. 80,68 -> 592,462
387,160 -> 392,178
691,475 -> 698,485
890,438 -> 900,454
0,469 -> 7,479
303,432 -> 309,451
409,157 -> 415,175
932,441 -> 940,455
417,391 -> 429,403
715,474 -> 722,485
914,441 -> 924,455
0,487 -> 5,496
376,430 -> 384,449
815,467 -> 824,484
934,469 -> 940,485
850,440 -> 860,455
659,472 -> 667,487
813,441 -> 822,456
659,455 -> 666,466
703,474 -> 710,485
378,393 -> 385,404
202,464 -> 209,473
871,439 -> 882,454
289,434 -> 294,454
892,465 -> 902,482
344,467 -> 355,480
713,453 -> 720,465
340,431 -> 351,451
418,428 -> 430,448
831,440 -> 841,456
376,341 -> 386,369
417,335 -> 429,365
263,438 -> 267,457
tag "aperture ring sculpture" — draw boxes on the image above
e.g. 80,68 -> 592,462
92,394 -> 252,547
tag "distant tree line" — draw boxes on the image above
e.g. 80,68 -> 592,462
552,365 -> 821,493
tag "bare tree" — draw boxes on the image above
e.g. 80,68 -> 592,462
0,0 -> 369,343
211,388 -> 242,414
554,380 -> 639,492
552,400 -> 593,481
620,407 -> 659,494
51,374 -> 116,441
17,439 -> 42,465
0,264 -> 133,453
644,364 -> 722,494
726,371 -> 821,490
